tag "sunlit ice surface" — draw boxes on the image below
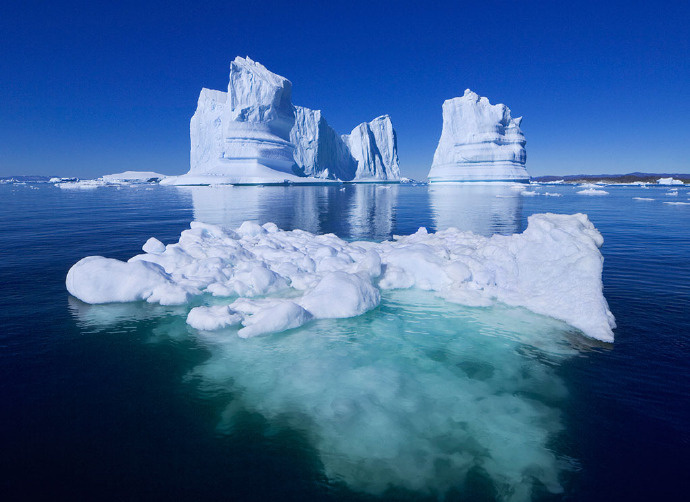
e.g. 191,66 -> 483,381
70,288 -> 599,500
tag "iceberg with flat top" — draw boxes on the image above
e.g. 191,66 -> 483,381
66,213 -> 615,342
163,57 -> 400,185
428,89 -> 529,183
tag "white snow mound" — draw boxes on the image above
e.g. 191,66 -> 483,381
66,214 -> 615,342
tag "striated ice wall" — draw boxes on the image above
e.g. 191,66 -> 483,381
169,57 -> 401,185
428,89 -> 529,183
342,115 -> 401,181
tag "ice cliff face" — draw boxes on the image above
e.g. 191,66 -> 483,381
428,89 -> 529,183
342,116 -> 400,181
290,106 -> 357,180
290,109 -> 400,181
166,57 -> 401,185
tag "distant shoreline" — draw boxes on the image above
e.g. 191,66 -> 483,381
2,172 -> 690,185
532,172 -> 689,184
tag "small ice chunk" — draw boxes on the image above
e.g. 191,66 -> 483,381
300,271 -> 380,318
66,256 -> 191,305
633,197 -> 655,201
142,237 -> 166,254
231,299 -> 312,338
577,188 -> 609,196
186,305 -> 243,330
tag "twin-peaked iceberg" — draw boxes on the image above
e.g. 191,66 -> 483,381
164,57 -> 400,185
427,89 -> 529,183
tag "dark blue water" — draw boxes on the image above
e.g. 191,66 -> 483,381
1,183 -> 688,500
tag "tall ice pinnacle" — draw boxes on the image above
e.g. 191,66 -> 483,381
427,89 -> 529,183
184,57 -> 298,184
342,115 -> 400,181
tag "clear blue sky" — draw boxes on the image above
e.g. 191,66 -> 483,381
1,0 -> 688,179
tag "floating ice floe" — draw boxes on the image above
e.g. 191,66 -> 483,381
56,180 -> 106,189
100,171 -> 166,183
633,197 -> 655,201
67,213 -> 615,342
663,201 -> 690,206
577,188 -> 609,196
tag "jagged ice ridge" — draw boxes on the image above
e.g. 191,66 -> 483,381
164,57 -> 400,185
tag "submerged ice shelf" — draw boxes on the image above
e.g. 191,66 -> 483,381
66,213 -> 615,342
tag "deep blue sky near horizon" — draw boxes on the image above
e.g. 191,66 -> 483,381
1,0 -> 688,180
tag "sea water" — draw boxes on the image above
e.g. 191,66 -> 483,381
1,183 -> 688,500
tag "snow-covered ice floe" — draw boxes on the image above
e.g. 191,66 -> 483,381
100,171 -> 166,183
577,188 -> 609,196
67,213 -> 615,342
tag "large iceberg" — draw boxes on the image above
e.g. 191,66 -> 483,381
164,57 -> 400,185
66,213 -> 615,342
428,89 -> 529,183
164,57 -> 302,185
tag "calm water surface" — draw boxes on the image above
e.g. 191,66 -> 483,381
1,183 -> 688,500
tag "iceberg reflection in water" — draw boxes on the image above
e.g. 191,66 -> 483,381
181,182 -> 527,240
181,184 -> 399,240
429,184 -> 524,236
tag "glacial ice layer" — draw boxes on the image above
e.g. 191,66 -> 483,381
428,89 -> 530,183
165,57 -> 400,185
66,213 -> 615,342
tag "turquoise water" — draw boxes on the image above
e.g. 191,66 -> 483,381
1,183 -> 688,500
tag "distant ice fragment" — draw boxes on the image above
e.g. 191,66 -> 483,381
577,188 -> 609,196
657,177 -> 684,185
101,171 -> 166,183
